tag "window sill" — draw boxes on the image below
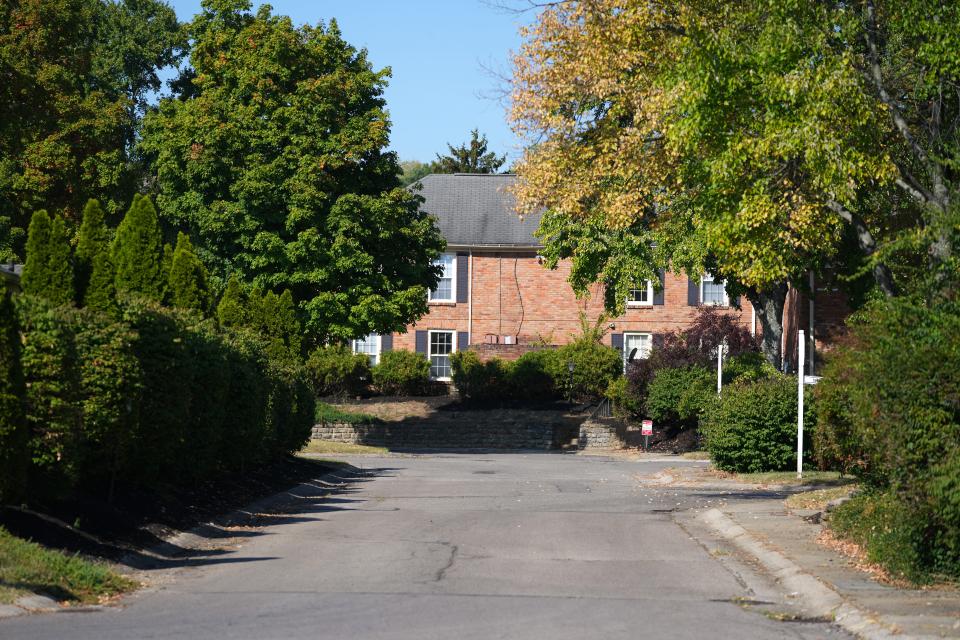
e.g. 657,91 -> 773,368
626,303 -> 654,309
428,301 -> 457,307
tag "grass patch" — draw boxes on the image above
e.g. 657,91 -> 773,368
716,470 -> 855,487
785,485 -> 857,510
681,451 -> 711,460
0,527 -> 136,605
314,402 -> 378,425
300,440 -> 388,455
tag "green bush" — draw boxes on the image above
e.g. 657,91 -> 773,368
814,297 -> 960,580
0,292 -> 28,503
552,339 -> 622,402
371,349 -> 430,395
722,351 -> 778,386
700,376 -> 809,473
9,294 -> 313,500
305,345 -> 371,397
645,365 -> 714,428
510,349 -> 557,403
451,351 -> 512,405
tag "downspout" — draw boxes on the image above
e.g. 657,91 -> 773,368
808,270 -> 815,375
751,304 -> 756,336
468,250 -> 473,345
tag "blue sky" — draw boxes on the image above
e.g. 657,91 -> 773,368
165,0 -> 529,165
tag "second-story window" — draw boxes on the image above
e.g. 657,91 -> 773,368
428,253 -> 456,302
701,274 -> 729,306
627,280 -> 654,306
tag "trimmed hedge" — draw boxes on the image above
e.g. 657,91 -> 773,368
4,295 -> 313,503
305,345 -> 371,397
644,365 -> 714,428
372,349 -> 431,395
700,376 -> 811,473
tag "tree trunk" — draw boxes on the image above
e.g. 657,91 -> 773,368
746,282 -> 789,370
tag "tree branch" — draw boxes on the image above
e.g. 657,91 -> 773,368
826,198 -> 897,296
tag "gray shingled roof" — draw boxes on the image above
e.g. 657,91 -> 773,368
414,173 -> 542,247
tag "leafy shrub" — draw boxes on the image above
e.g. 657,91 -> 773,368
645,366 -> 714,428
0,292 -> 28,503
510,349 -> 557,403
552,339 -> 622,402
814,296 -> 960,580
722,351 -> 777,386
10,294 -> 312,500
700,376 -> 809,473
606,376 -> 639,418
306,345 -> 370,397
372,349 -> 431,395
451,350 -> 511,405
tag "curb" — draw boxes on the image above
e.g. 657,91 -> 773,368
699,508 -> 915,640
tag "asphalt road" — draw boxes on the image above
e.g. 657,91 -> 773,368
3,453 -> 850,639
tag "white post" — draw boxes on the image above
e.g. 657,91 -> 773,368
797,330 -> 805,479
716,343 -> 723,395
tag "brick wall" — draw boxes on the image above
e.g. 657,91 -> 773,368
391,251 -> 757,356
782,273 -> 851,374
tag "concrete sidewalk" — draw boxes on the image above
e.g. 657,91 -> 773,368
705,495 -> 960,639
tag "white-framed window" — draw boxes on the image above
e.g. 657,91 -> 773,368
352,333 -> 381,366
627,280 -> 654,307
623,332 -> 652,370
428,253 -> 456,302
428,330 -> 456,380
701,274 -> 729,306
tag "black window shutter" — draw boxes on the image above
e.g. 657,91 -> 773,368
457,331 -> 469,352
652,333 -> 665,350
380,333 -> 392,352
687,279 -> 700,306
653,270 -> 666,305
415,331 -> 427,355
611,332 -> 624,353
732,295 -> 741,309
456,252 -> 469,303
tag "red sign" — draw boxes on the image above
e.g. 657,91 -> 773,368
641,420 -> 653,436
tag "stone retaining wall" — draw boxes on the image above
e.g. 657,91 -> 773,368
312,408 -> 581,450
578,418 -> 626,449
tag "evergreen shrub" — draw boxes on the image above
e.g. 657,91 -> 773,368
700,376 -> 810,473
371,349 -> 431,396
306,345 -> 371,397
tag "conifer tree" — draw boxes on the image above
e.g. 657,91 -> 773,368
75,199 -> 111,302
167,232 -> 210,313
217,274 -> 247,328
0,290 -> 28,502
21,210 -> 74,304
276,289 -> 302,357
113,195 -> 164,301
85,250 -> 118,314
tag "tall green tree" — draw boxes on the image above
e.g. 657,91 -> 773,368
113,195 -> 164,302
167,232 -> 210,312
433,129 -> 506,174
140,0 -> 444,344
0,290 -> 27,503
85,250 -> 118,314
398,160 -> 434,187
75,198 -> 112,302
0,0 -> 184,260
217,273 -> 247,327
21,210 -> 75,305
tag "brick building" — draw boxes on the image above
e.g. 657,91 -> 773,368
352,173 -> 846,380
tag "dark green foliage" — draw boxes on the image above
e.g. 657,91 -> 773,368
0,292 -> 28,503
217,274 -> 247,328
814,296 -> 960,580
248,289 -> 302,360
0,0 -> 184,261
21,210 -> 75,305
700,376 -> 808,473
140,3 -> 445,345
75,199 -> 111,302
371,349 -> 431,396
306,345 -> 371,397
84,250 -> 118,314
10,294 -> 312,500
451,349 -> 561,406
551,339 -> 623,402
112,195 -> 164,301
645,366 -> 714,428
829,492 -> 932,583
167,232 -> 210,313
432,129 -> 506,174
451,351 -> 512,405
